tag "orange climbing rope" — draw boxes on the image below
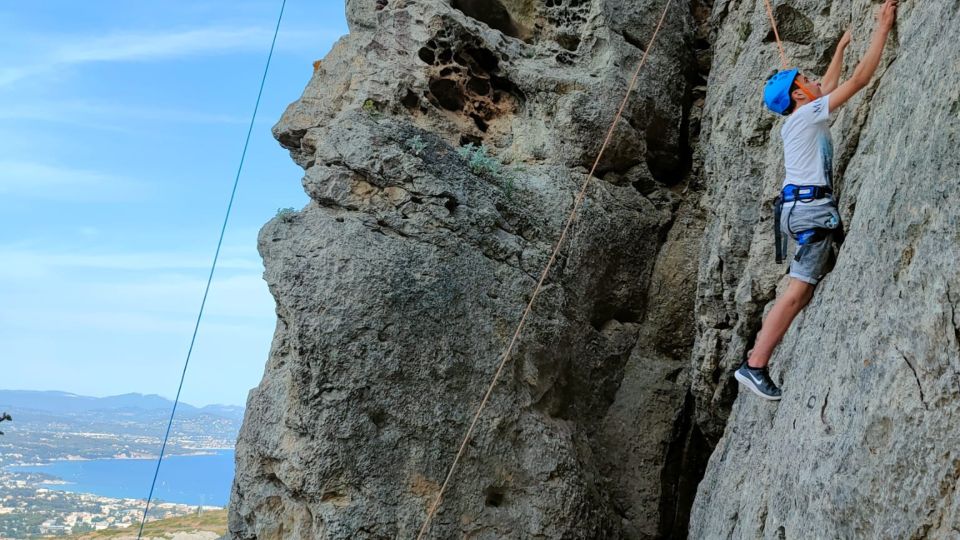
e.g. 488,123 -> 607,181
415,1 -> 675,538
762,0 -> 789,70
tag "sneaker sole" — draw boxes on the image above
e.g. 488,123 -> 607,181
734,371 -> 782,401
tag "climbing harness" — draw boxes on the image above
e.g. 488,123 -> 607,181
773,184 -> 844,264
781,184 -> 833,202
135,1 -> 287,538
415,1 -> 675,538
775,184 -> 834,265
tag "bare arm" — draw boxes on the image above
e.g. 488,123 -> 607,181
821,30 -> 851,94
828,0 -> 897,113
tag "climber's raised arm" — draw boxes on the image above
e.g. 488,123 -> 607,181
820,30 -> 850,94
828,0 -> 897,113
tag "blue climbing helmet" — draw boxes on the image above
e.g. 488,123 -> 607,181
763,68 -> 799,115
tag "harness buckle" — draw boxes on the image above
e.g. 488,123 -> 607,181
782,183 -> 832,203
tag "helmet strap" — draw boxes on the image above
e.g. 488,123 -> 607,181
793,76 -> 817,101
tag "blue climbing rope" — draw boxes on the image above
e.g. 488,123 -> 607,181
136,0 -> 287,535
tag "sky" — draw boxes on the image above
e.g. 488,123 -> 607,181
0,1 -> 349,406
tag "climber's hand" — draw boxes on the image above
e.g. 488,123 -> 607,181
876,0 -> 898,32
838,29 -> 851,48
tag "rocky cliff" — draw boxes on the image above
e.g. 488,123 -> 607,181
689,0 -> 960,537
227,0 -> 960,538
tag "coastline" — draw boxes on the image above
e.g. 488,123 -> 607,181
6,447 -> 234,467
5,449 -> 236,508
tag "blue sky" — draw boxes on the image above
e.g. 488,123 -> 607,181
0,1 -> 348,406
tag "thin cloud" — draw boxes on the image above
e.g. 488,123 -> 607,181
0,269 -> 274,334
0,247 -> 263,277
0,26 -> 345,88
0,161 -> 150,201
55,27 -> 274,63
0,101 -> 247,126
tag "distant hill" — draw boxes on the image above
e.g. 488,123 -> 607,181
0,390 -> 242,464
0,390 -> 244,421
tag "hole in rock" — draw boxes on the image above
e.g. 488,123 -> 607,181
443,195 -> 460,214
401,90 -> 420,109
467,44 -> 500,72
418,47 -> 435,65
451,0 -> 524,39
470,114 -> 489,132
556,33 -> 581,51
466,76 -> 491,96
420,29 -> 524,138
460,134 -> 483,146
428,78 -> 465,111
368,409 -> 386,428
483,486 -> 505,507
556,51 -> 575,65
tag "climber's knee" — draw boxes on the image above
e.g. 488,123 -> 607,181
784,278 -> 815,310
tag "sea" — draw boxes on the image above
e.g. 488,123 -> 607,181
14,450 -> 235,507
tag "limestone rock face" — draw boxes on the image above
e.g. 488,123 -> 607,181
688,0 -> 960,536
228,0 -> 711,538
229,0 -> 960,535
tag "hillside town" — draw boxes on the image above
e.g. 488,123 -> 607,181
0,470 -> 216,537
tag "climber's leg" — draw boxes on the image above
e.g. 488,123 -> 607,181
747,278 -> 815,368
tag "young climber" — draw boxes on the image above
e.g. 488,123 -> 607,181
735,0 -> 898,400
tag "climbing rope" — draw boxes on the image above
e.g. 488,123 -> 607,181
135,0 -> 287,536
415,1 -> 674,537
762,0 -> 789,69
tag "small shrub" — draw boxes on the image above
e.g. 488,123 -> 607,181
457,144 -> 525,202
362,98 -> 380,117
275,207 -> 296,221
406,135 -> 427,156
457,143 -> 502,177
502,166 -> 525,200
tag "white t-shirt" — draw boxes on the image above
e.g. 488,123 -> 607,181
781,94 -> 834,206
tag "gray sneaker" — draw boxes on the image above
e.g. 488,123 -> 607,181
734,362 -> 782,400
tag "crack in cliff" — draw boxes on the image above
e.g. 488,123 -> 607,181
658,390 -> 712,537
895,344 -> 929,410
819,388 -> 833,434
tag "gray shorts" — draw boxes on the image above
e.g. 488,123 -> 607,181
780,201 -> 842,285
